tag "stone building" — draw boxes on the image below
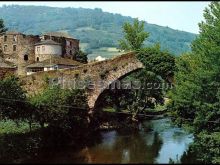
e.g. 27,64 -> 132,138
0,31 -> 80,76
34,40 -> 62,62
40,32 -> 80,60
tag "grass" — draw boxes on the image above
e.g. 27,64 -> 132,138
0,120 -> 40,135
102,107 -> 130,113
103,107 -> 116,113
154,104 -> 167,111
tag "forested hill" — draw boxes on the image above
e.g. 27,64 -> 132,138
0,5 -> 196,57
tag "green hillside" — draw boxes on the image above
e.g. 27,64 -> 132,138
0,5 -> 197,59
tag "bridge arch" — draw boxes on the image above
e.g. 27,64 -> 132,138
92,67 -> 143,110
86,54 -> 144,110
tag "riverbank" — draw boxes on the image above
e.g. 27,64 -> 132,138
98,107 -> 168,131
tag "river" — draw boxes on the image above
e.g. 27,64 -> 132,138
26,117 -> 195,164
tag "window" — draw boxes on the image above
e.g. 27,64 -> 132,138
4,45 -> 7,52
37,47 -> 40,52
54,66 -> 58,70
4,36 -> 7,42
31,68 -> 43,72
70,50 -> 72,55
36,57 -> 39,62
42,46 -> 45,52
13,45 -> 17,51
13,35 -> 17,42
24,54 -> 28,61
66,40 -> 70,46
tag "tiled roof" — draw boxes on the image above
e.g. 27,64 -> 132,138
34,39 -> 61,46
26,57 -> 82,68
26,62 -> 46,68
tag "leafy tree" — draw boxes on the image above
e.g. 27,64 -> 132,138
105,19 -> 175,122
75,50 -> 88,64
168,2 -> 220,163
0,76 -> 29,121
125,46 -> 175,121
0,18 -> 7,35
30,85 -> 88,130
169,2 -> 220,130
118,18 -> 149,51
137,44 -> 176,82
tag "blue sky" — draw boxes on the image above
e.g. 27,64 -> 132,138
0,1 -> 211,34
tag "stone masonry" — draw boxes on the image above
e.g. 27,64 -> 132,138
20,52 -> 144,110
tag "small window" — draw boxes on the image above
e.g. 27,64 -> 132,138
13,45 -> 16,51
4,45 -> 7,52
4,36 -> 7,42
36,57 -> 39,62
66,40 -> 70,46
42,46 -> 45,52
24,54 -> 28,61
13,35 -> 17,42
37,47 -> 40,52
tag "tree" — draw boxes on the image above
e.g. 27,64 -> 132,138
169,2 -> 220,129
0,76 -> 29,121
168,2 -> 220,163
101,46 -> 175,122
118,18 -> 149,51
75,50 -> 88,64
125,46 -> 175,121
0,18 -> 7,35
30,85 -> 88,130
137,44 -> 176,83
112,19 -> 175,123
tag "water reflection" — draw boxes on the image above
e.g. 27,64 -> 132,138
77,131 -> 162,164
11,118 -> 195,164
73,118 -> 194,164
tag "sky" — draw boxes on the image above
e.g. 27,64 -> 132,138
0,1 -> 211,34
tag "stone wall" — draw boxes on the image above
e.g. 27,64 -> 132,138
17,35 -> 40,76
0,68 -> 16,80
0,33 -> 40,66
20,52 -> 144,109
43,35 -> 79,59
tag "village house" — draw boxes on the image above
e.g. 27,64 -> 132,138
0,31 -> 81,76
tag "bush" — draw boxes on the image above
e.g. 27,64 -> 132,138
30,85 -> 89,131
0,76 -> 29,121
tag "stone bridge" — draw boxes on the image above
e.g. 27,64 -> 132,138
21,52 -> 144,110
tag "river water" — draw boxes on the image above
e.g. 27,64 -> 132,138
28,117 -> 195,164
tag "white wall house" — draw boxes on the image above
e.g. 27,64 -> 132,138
34,40 -> 62,62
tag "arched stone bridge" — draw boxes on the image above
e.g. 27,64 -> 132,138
21,52 -> 144,110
